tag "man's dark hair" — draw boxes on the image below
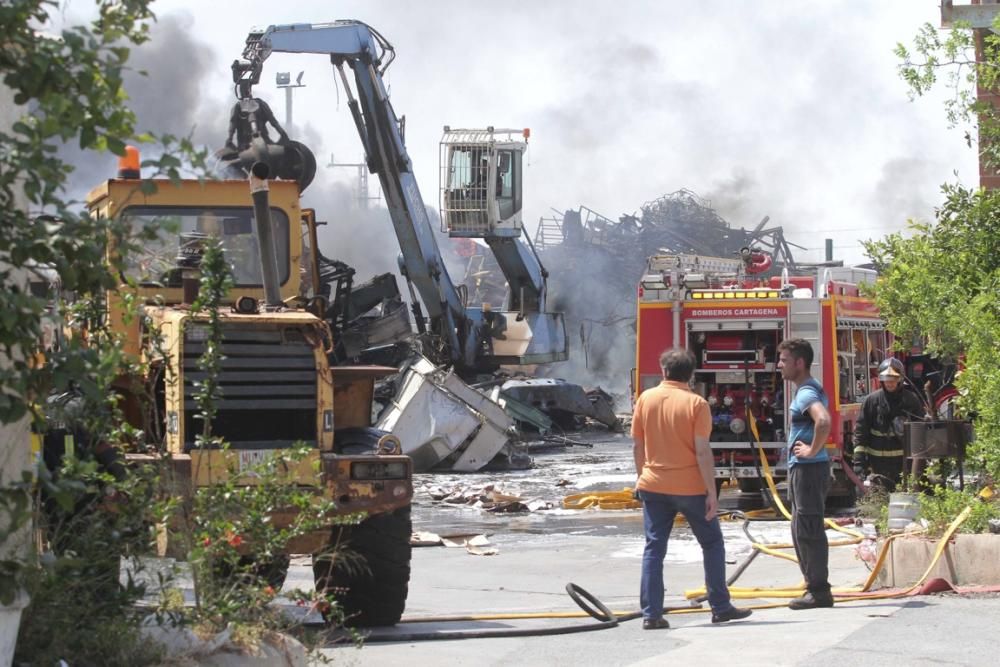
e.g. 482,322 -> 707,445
777,338 -> 814,368
659,348 -> 695,382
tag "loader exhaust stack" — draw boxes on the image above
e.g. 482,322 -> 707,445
249,161 -> 284,309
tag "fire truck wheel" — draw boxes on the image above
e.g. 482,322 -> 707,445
738,479 -> 763,493
313,505 -> 412,627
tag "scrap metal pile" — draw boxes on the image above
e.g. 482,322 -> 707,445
464,190 -> 804,399
536,188 -> 800,270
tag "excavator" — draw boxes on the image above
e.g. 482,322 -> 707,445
220,20 -> 568,374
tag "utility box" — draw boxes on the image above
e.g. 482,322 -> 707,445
904,420 -> 970,458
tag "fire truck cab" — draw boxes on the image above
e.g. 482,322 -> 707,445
634,253 -> 886,502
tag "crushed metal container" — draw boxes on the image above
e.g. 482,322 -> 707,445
376,356 -> 514,472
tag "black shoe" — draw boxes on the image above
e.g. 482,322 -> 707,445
642,617 -> 670,630
711,607 -> 753,624
788,591 -> 834,610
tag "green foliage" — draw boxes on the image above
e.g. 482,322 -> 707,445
179,445 -> 357,638
855,485 -> 891,534
0,0 -> 208,426
918,485 -> 1000,536
1,0 -> 146,422
1,3 -> 169,662
864,187 -> 1000,480
164,231 -> 359,647
886,19 -> 1000,482
189,236 -> 233,444
897,18 -> 1000,166
14,456 -> 166,666
1,3 -> 360,661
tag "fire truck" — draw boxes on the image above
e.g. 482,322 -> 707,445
633,251 -> 888,502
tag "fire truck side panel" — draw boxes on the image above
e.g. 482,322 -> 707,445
822,299 -> 841,451
635,303 -> 674,394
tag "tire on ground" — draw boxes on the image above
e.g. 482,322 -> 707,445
313,506 -> 412,627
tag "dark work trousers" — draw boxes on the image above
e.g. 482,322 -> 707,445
788,461 -> 832,595
870,455 -> 905,492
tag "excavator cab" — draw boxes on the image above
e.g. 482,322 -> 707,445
439,127 -> 528,239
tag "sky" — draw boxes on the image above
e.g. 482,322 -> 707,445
59,0 -> 980,270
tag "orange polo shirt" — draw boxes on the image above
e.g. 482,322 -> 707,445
631,380 -> 712,495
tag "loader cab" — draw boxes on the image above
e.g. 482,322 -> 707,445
439,126 -> 527,238
88,178 -> 304,304
86,171 -> 306,360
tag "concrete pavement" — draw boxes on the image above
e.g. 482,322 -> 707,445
315,516 -> 996,666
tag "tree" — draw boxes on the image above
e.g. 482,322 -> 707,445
896,18 -> 1000,172
1,2 -> 193,663
866,19 -> 1000,481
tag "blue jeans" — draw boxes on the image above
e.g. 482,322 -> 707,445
638,489 -> 734,619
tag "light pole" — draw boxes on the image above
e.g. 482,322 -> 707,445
275,71 -> 305,131
329,153 -> 381,209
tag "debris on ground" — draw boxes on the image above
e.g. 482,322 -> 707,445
409,531 -> 498,555
498,378 -> 620,431
420,482 -> 556,512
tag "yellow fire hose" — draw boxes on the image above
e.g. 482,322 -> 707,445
684,433 -> 973,601
392,421 -> 975,634
559,416 -> 973,608
561,488 -> 778,522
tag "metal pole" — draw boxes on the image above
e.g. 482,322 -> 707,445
285,86 -> 293,130
249,162 -> 283,309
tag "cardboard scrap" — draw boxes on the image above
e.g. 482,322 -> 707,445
410,531 -> 443,547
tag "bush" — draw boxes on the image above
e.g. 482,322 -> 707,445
918,485 -> 1000,536
13,456 -> 165,666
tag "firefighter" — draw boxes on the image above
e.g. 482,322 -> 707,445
851,358 -> 926,491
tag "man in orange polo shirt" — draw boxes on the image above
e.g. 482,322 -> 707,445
632,348 -> 752,629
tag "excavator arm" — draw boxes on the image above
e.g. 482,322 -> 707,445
237,21 -> 567,370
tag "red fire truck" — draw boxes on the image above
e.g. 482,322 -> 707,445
633,252 -> 887,502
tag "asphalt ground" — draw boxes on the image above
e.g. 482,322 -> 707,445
309,433 -> 1000,665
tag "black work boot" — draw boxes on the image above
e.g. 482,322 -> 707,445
788,591 -> 834,610
642,617 -> 670,630
711,606 -> 753,623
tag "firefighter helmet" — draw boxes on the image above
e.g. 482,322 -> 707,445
878,357 -> 905,381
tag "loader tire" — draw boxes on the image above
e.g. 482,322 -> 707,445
313,506 -> 412,627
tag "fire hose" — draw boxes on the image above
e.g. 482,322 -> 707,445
341,429 -> 979,642
346,501 -> 973,643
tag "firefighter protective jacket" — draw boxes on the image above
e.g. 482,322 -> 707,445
852,388 -> 925,462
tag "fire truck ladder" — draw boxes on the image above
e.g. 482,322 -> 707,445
646,253 -> 745,276
788,298 -> 824,386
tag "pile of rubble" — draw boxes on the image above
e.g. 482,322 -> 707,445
424,483 -> 556,513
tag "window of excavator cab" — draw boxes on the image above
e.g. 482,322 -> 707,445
497,149 -> 521,220
448,147 -> 480,189
121,205 -> 290,288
